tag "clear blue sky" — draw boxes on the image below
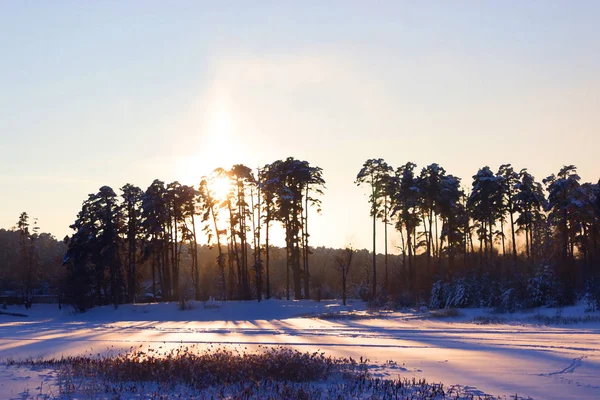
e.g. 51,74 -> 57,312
1,1 -> 599,251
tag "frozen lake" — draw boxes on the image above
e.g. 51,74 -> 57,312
1,300 -> 599,399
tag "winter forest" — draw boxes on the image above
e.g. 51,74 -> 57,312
2,158 -> 599,313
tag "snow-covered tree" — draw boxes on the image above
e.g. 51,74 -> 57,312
497,164 -> 520,263
390,162 -> 421,293
468,166 -> 503,265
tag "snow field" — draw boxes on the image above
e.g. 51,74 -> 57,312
0,300 -> 599,399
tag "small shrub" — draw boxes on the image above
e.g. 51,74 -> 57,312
498,288 -> 521,313
527,265 -> 561,308
203,297 -> 220,309
584,277 -> 600,312
355,282 -> 371,302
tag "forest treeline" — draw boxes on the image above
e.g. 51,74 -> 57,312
357,160 -> 600,310
1,158 -> 599,312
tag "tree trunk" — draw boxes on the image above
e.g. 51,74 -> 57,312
191,214 -> 200,300
292,200 -> 302,300
342,274 -> 347,306
488,217 -> 494,263
173,219 -> 180,302
525,222 -> 531,262
500,219 -> 506,256
372,210 -> 377,298
399,226 -> 406,289
151,247 -> 156,299
285,213 -> 291,300
509,208 -> 517,264
384,197 -> 388,293
434,214 -> 439,260
406,226 -> 413,294
265,216 -> 271,299
303,186 -> 310,299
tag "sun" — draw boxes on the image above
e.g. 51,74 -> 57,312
209,174 -> 232,202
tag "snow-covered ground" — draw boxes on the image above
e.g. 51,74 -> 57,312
1,300 -> 599,399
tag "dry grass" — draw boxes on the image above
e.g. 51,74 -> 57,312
7,345 -> 518,399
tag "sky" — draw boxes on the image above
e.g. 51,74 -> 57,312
1,1 -> 599,252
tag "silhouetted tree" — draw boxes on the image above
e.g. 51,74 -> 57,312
356,158 -> 392,298
335,246 -> 354,306
120,184 -> 143,303
199,172 -> 227,300
390,162 -> 421,293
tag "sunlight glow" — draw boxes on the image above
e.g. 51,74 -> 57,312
175,88 -> 239,186
210,175 -> 232,202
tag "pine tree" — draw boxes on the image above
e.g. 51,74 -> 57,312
64,186 -> 123,310
229,164 -> 255,300
436,174 -> 464,278
120,184 -> 143,303
390,162 -> 421,294
544,165 -> 580,303
468,167 -> 503,267
258,163 -> 282,300
355,158 -> 392,298
16,212 -> 37,309
268,158 -> 325,300
199,172 -> 227,300
497,165 -> 520,264
141,179 -> 169,300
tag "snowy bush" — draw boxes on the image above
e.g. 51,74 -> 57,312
203,297 -> 220,309
527,265 -> 559,307
584,277 -> 600,312
311,283 -> 336,301
498,288 -> 520,313
429,280 -> 445,309
354,281 -> 371,302
472,274 -> 499,308
445,278 -> 471,308
429,279 -> 471,309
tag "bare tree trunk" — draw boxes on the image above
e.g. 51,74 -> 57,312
227,240 -> 235,300
434,214 -> 439,260
265,217 -> 271,299
525,222 -> 531,262
191,214 -> 200,300
407,227 -> 413,294
372,205 -> 377,299
488,217 -> 494,263
149,250 -> 155,300
500,219 -> 506,256
510,210 -> 517,264
399,226 -> 406,286
303,185 -> 310,299
285,213 -> 291,300
342,274 -> 347,306
384,197 -> 389,293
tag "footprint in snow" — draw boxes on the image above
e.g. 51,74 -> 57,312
540,356 -> 587,376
